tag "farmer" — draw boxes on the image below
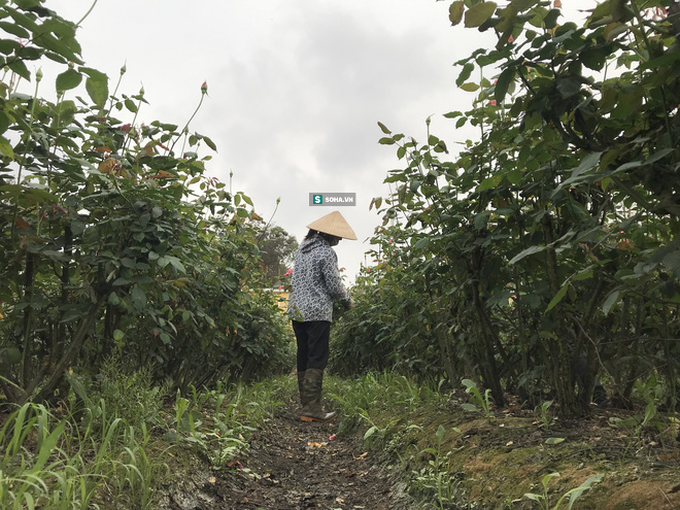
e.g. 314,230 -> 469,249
288,211 -> 356,422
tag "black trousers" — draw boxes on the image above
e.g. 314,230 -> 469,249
292,320 -> 331,372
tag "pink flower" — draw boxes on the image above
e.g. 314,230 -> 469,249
285,269 -> 293,276
201,81 -> 208,94
508,35 -> 514,42
488,100 -> 497,106
278,285 -> 283,290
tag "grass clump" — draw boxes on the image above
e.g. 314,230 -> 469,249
0,370 -> 291,509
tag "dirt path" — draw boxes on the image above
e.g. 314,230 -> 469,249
161,395 -> 412,510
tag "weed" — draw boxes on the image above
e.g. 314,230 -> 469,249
461,378 -> 493,417
328,372 -> 453,435
97,355 -> 169,426
520,472 -> 603,509
165,377 -> 287,470
360,408 -> 401,449
408,424 -> 461,510
0,399 -> 162,510
535,400 -> 554,431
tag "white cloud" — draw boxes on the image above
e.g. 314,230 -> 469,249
43,0 -> 495,282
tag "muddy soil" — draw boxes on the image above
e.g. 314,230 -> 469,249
153,389 -> 680,509
158,396 -> 412,510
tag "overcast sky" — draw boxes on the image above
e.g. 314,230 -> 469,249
41,0 -> 587,283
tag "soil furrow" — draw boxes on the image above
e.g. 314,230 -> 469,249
160,396 -> 409,510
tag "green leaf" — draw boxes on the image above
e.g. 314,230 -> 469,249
436,425 -> 445,443
203,135 -> 217,151
460,82 -> 479,92
541,472 -> 561,487
543,8 -> 560,29
377,121 -> 391,134
8,59 -> 30,80
167,256 -> 186,273
0,21 -> 29,38
456,62 -> 474,87
379,137 -> 395,145
17,46 -> 41,61
510,245 -> 545,265
7,8 -> 37,33
24,187 -> 60,203
474,211 -> 490,230
413,237 -> 430,250
572,269 -> 593,281
477,174 -> 502,191
641,50 -> 680,71
14,0 -> 41,8
494,67 -> 514,103
581,47 -> 609,71
507,168 -> 522,184
55,68 -> 81,92
34,33 -> 78,62
31,421 -> 65,474
559,474 -> 603,509
0,136 -> 14,159
364,426 -> 379,441
465,2 -> 497,28
84,69 -> 109,108
113,329 -> 125,341
601,290 -> 621,315
0,38 -> 21,54
131,287 -> 146,309
449,1 -> 465,26
545,437 -> 565,445
546,284 -> 569,311
124,98 -> 138,113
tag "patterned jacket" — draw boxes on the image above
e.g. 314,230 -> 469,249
287,236 -> 351,322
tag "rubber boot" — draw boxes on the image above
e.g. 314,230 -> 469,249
297,371 -> 307,406
300,368 -> 337,422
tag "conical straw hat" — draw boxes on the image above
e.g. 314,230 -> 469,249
307,211 -> 357,240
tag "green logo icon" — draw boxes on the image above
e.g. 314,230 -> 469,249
312,194 -> 323,205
